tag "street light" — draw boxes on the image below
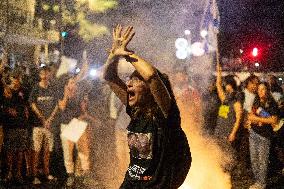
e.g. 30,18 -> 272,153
175,38 -> 189,49
191,42 -> 205,56
90,69 -> 97,77
252,47 -> 258,57
176,49 -> 188,60
75,67 -> 81,73
200,30 -> 208,38
184,30 -> 191,35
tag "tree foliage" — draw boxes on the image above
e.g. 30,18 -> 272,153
62,0 -> 117,41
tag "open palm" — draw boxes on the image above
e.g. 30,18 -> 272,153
111,25 -> 135,56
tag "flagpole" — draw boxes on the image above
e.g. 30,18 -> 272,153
199,0 -> 211,32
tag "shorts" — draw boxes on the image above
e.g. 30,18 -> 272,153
33,127 -> 54,152
4,128 -> 29,151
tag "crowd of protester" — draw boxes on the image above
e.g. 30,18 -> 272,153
0,45 -> 283,189
0,51 -> 115,188
202,61 -> 284,189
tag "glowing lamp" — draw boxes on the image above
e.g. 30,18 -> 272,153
90,69 -> 97,77
191,42 -> 205,57
175,38 -> 189,49
252,47 -> 258,57
176,49 -> 188,60
200,30 -> 208,38
184,30 -> 191,35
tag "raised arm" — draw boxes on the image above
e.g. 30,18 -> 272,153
216,56 -> 226,103
103,25 -> 172,116
0,48 -> 8,74
103,25 -> 134,105
248,113 -> 278,125
73,50 -> 89,83
58,78 -> 76,111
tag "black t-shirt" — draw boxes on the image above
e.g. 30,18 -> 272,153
125,110 -> 161,180
60,96 -> 82,124
2,88 -> 29,129
59,80 -> 90,125
251,97 -> 279,138
124,101 -> 191,188
29,83 -> 58,126
215,91 -> 243,139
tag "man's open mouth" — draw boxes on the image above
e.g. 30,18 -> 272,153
128,91 -> 135,100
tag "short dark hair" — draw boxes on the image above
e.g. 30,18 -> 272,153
254,81 -> 276,105
130,70 -> 145,81
244,74 -> 259,88
224,75 -> 237,90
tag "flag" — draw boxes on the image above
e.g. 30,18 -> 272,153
201,0 -> 220,53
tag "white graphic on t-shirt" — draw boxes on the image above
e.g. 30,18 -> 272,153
37,96 -> 54,102
127,164 -> 146,179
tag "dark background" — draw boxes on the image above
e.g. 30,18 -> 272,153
60,0 -> 284,71
218,0 -> 284,71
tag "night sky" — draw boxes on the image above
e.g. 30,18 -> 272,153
218,0 -> 284,71
63,0 -> 284,71
219,0 -> 284,34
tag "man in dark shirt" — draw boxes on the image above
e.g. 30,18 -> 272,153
247,82 -> 279,189
29,66 -> 58,184
1,71 -> 30,182
0,74 -> 4,176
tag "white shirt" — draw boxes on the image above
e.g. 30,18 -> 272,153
272,92 -> 283,103
243,88 -> 256,112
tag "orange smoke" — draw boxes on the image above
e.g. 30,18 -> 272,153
176,86 -> 232,189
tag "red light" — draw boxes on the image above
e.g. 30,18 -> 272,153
252,47 -> 258,57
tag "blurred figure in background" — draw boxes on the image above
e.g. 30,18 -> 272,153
1,70 -> 30,183
0,48 -> 8,180
275,96 -> 284,175
267,75 -> 284,177
247,82 -> 279,189
29,66 -> 58,185
172,69 -> 192,135
202,76 -> 220,136
59,88 -> 97,187
239,75 -> 260,176
214,62 -> 243,177
77,94 -> 97,175
57,55 -> 91,187
268,75 -> 283,103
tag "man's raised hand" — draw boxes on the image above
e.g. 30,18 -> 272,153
110,25 -> 135,56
